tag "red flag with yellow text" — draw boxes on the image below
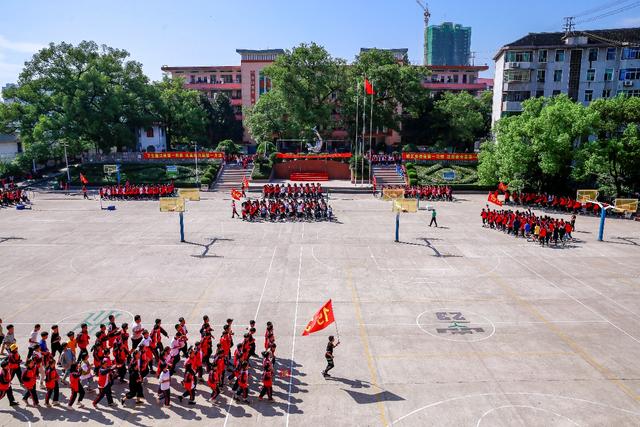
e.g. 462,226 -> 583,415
302,299 -> 335,336
80,173 -> 89,185
231,188 -> 242,201
488,192 -> 503,206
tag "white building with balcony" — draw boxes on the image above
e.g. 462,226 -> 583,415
492,28 -> 640,124
137,125 -> 167,152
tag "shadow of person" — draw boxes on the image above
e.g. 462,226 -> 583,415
325,376 -> 371,389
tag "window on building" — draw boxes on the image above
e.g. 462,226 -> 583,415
604,69 -> 613,81
258,71 -> 272,95
622,48 -> 640,60
462,74 -> 468,84
602,89 -> 612,98
606,47 -> 617,61
190,75 -> 195,83
552,90 -> 561,96
504,69 -> 531,82
554,69 -> 563,82
625,89 -> 640,97
505,51 -> 533,62
210,74 -> 216,83
584,90 -> 593,102
586,69 -> 595,81
555,50 -> 565,62
538,50 -> 548,63
222,75 -> 233,84
537,70 -> 546,83
620,68 -> 640,80
235,75 -> 242,83
146,128 -> 154,138
536,90 -> 544,98
502,91 -> 531,102
588,48 -> 598,62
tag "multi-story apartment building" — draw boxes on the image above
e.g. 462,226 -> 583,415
492,27 -> 640,124
423,65 -> 491,96
161,49 -> 284,144
427,22 -> 472,66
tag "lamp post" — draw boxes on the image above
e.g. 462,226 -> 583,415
61,141 -> 71,183
194,141 -> 199,184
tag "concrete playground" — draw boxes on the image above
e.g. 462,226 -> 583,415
0,191 -> 639,426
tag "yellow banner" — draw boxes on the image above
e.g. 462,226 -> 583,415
160,197 -> 185,212
178,188 -> 200,201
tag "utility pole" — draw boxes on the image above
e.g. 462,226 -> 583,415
61,141 -> 71,183
563,17 -> 575,36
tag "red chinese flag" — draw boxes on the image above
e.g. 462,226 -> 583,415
498,182 -> 508,192
364,79 -> 375,95
231,188 -> 242,201
488,192 -> 503,206
302,299 -> 335,336
242,176 -> 249,189
80,173 -> 88,185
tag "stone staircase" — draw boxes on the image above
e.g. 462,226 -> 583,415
372,164 -> 406,186
212,163 -> 253,192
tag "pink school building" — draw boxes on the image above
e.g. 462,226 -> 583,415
162,49 -> 491,150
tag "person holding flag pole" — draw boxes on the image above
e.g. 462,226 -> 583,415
300,299 -> 339,377
365,78 -> 375,185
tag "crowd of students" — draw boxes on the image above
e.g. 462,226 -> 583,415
0,187 -> 28,207
481,207 -> 576,246
0,316 -> 278,409
379,185 -> 454,202
99,183 -> 176,200
234,197 -> 333,222
262,183 -> 324,200
506,192 -> 604,215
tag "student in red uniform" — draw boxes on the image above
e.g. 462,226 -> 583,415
76,323 -> 90,363
206,363 -> 220,402
7,344 -> 21,382
0,359 -> 18,406
44,358 -> 60,406
21,359 -> 39,406
68,363 -> 85,408
93,359 -> 116,408
258,364 -> 274,401
234,361 -> 250,403
178,363 -> 196,405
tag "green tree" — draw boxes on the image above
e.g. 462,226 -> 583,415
434,91 -> 492,151
0,41 -> 153,159
215,139 -> 241,155
343,49 -> 425,141
200,93 -> 243,147
575,95 -> 640,196
151,76 -> 206,149
243,90 -> 299,144
261,43 -> 346,140
256,141 -> 277,156
480,95 -> 595,191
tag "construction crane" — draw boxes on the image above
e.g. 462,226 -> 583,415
415,0 -> 431,65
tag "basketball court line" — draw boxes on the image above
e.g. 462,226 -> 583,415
391,392 -> 640,425
500,248 -> 640,346
285,245 -> 303,427
488,268 -> 640,404
346,267 -> 389,426
540,257 -> 640,321
475,405 -> 581,427
254,246 -> 278,322
375,351 -> 574,360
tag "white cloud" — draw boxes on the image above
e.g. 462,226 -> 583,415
620,17 -> 640,27
0,35 -> 44,54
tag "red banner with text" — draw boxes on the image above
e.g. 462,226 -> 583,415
143,151 -> 224,160
402,152 -> 478,162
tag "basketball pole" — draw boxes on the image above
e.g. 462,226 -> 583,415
179,211 -> 185,242
395,212 -> 400,242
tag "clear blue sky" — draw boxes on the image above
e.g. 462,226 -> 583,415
1,0 -> 639,88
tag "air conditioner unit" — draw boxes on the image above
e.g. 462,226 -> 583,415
623,80 -> 634,87
509,62 -> 520,68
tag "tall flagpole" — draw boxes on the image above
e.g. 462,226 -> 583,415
354,80 -> 359,187
361,78 -> 366,186
369,81 -> 374,184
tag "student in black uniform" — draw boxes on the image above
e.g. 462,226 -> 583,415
321,336 -> 340,378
